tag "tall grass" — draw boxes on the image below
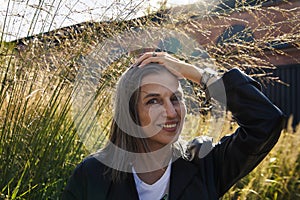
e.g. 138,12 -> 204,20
223,118 -> 300,200
0,0 -> 299,199
0,43 -> 84,199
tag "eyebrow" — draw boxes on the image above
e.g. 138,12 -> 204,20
141,92 -> 160,100
141,91 -> 183,100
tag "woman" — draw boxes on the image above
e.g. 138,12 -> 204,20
63,52 -> 285,200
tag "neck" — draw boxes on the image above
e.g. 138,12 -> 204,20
136,166 -> 168,185
134,145 -> 172,174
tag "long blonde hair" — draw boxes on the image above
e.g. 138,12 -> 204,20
99,63 -> 184,182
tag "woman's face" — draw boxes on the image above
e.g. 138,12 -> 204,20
137,70 -> 186,151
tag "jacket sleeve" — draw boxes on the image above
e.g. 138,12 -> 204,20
207,68 -> 286,197
62,162 -> 85,200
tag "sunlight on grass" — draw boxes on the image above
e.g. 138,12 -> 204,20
0,0 -> 299,199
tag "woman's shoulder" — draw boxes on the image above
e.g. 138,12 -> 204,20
63,152 -> 112,199
74,152 -> 108,177
183,136 -> 214,162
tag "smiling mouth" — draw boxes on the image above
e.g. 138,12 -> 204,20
157,122 -> 178,132
162,123 -> 177,128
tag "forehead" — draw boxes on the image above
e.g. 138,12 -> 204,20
140,71 -> 181,93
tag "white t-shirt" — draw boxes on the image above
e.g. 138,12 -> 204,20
132,162 -> 171,200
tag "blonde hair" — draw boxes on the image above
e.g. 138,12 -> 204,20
100,63 -> 184,182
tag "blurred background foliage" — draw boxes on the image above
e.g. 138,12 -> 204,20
0,0 -> 299,199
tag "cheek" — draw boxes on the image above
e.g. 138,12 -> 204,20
149,105 -> 167,126
139,105 -> 164,126
139,106 -> 165,138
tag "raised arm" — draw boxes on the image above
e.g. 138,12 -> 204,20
208,68 -> 285,196
136,52 -> 286,197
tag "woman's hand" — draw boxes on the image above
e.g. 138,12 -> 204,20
135,52 -> 202,84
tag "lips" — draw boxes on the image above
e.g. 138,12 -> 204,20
158,122 -> 179,132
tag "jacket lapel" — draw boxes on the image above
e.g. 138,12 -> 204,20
127,173 -> 140,200
106,173 -> 139,200
169,158 -> 199,200
107,158 -> 199,200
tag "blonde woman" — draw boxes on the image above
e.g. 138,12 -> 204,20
63,52 -> 285,200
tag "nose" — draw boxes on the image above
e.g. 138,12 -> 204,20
163,101 -> 178,119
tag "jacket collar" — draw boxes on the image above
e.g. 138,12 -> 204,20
116,158 -> 198,200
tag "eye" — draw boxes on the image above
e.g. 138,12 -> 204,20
146,98 -> 159,105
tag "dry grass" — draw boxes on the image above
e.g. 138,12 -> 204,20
0,0 -> 299,199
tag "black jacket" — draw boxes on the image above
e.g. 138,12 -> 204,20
62,68 -> 285,200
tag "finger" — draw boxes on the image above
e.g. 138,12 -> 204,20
135,52 -> 154,63
135,51 -> 167,64
139,57 -> 162,67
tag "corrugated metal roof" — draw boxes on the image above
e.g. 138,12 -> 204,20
262,64 -> 300,127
